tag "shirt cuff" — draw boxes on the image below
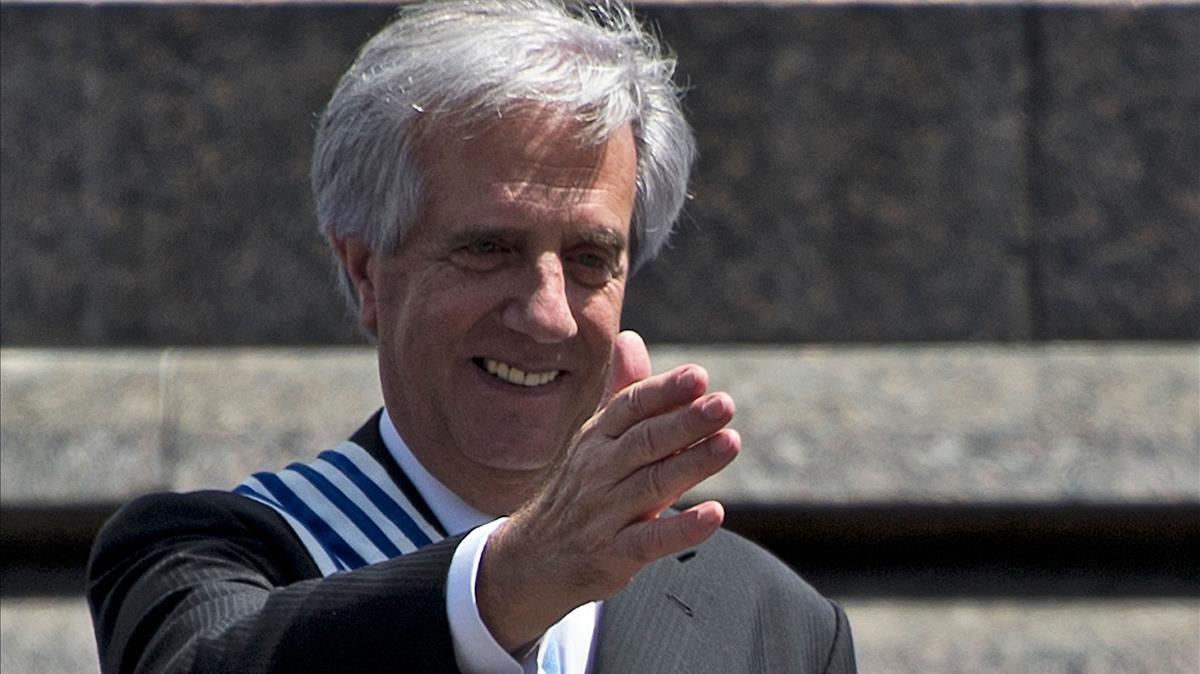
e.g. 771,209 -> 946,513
447,517 -> 530,674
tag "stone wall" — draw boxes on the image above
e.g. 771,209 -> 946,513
2,5 -> 1197,345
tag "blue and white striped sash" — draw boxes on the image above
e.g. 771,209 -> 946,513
234,441 -> 444,576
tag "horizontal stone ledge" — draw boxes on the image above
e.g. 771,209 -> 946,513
2,343 -> 1196,506
844,598 -> 1200,673
3,596 -> 1196,674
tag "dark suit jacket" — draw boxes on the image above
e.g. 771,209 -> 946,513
87,414 -> 856,673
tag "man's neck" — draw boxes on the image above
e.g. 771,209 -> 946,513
378,408 -> 537,522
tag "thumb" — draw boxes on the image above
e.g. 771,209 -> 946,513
603,330 -> 652,404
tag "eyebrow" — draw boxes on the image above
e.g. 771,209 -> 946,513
576,227 -> 627,254
450,225 -> 627,254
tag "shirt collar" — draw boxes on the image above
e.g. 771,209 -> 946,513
378,408 -> 492,536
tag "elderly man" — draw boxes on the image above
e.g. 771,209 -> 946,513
88,1 -> 856,672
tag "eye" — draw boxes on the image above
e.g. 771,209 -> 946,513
573,251 -> 608,269
466,240 -> 503,255
567,249 -> 621,287
451,238 -> 512,271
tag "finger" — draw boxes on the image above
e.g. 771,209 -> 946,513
596,365 -> 710,438
614,500 -> 725,564
611,392 -> 735,475
603,330 -> 652,405
618,428 -> 740,517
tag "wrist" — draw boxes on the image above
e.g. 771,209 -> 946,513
476,519 -> 574,652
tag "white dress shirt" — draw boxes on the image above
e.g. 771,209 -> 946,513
379,410 -> 601,674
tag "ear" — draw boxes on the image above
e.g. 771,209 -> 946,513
330,234 -> 378,334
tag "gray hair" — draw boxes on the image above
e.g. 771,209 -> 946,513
311,0 -> 695,311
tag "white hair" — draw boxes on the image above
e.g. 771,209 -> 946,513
311,0 -> 696,311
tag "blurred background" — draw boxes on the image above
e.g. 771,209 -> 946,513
1,0 -> 1197,671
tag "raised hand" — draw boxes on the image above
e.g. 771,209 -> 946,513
477,330 -> 740,651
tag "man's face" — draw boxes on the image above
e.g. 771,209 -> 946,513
359,113 -> 636,497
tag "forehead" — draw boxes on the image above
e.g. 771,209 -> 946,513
414,111 -> 638,233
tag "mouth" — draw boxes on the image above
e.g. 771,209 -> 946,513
473,357 -> 563,388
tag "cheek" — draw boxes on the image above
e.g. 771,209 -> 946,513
574,284 -> 625,371
582,282 -> 626,333
379,264 -> 472,322
403,279 -> 505,352
375,278 -> 453,361
573,275 -> 626,319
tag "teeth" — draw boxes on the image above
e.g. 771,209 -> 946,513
482,358 -> 560,387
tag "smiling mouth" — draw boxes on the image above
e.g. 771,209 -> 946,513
474,357 -> 562,388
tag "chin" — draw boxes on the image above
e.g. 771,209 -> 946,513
471,452 -> 558,473
464,434 -> 563,473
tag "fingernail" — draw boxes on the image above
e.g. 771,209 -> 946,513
697,506 -> 722,527
677,367 -> 696,390
701,395 -> 725,420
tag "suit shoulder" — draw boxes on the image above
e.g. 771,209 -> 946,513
702,527 -> 827,603
92,490 -> 283,551
695,529 -> 856,671
88,490 -> 316,585
606,527 -> 856,672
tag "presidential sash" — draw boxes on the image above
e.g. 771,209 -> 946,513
234,441 -> 444,576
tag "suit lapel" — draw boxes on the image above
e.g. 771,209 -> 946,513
593,549 -> 712,673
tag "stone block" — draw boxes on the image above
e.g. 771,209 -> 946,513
845,598 -> 1200,673
0,350 -> 165,504
4,5 -> 1196,346
2,344 -> 1195,505
1030,9 -> 1200,339
0,598 -> 100,674
654,343 -> 1200,503
164,348 -> 382,491
0,6 -> 388,347
627,7 -> 1033,342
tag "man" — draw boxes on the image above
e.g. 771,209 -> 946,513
88,1 -> 856,672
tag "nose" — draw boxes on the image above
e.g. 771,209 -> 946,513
502,254 -> 579,343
